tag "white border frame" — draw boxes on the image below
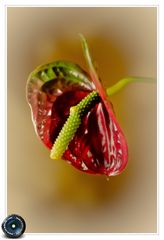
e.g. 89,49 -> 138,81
0,1 -> 162,239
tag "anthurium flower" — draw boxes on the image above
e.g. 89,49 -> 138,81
26,35 -> 130,176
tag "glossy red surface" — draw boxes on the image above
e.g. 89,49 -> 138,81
27,64 -> 128,176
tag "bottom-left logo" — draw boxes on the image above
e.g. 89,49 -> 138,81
1,214 -> 26,238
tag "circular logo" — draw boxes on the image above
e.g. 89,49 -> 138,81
1,214 -> 26,238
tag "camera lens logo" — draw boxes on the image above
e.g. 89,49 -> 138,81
1,214 -> 26,238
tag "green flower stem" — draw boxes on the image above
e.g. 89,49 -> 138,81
50,91 -> 100,160
106,77 -> 155,97
79,34 -> 107,102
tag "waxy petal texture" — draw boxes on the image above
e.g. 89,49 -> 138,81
27,61 -> 128,176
